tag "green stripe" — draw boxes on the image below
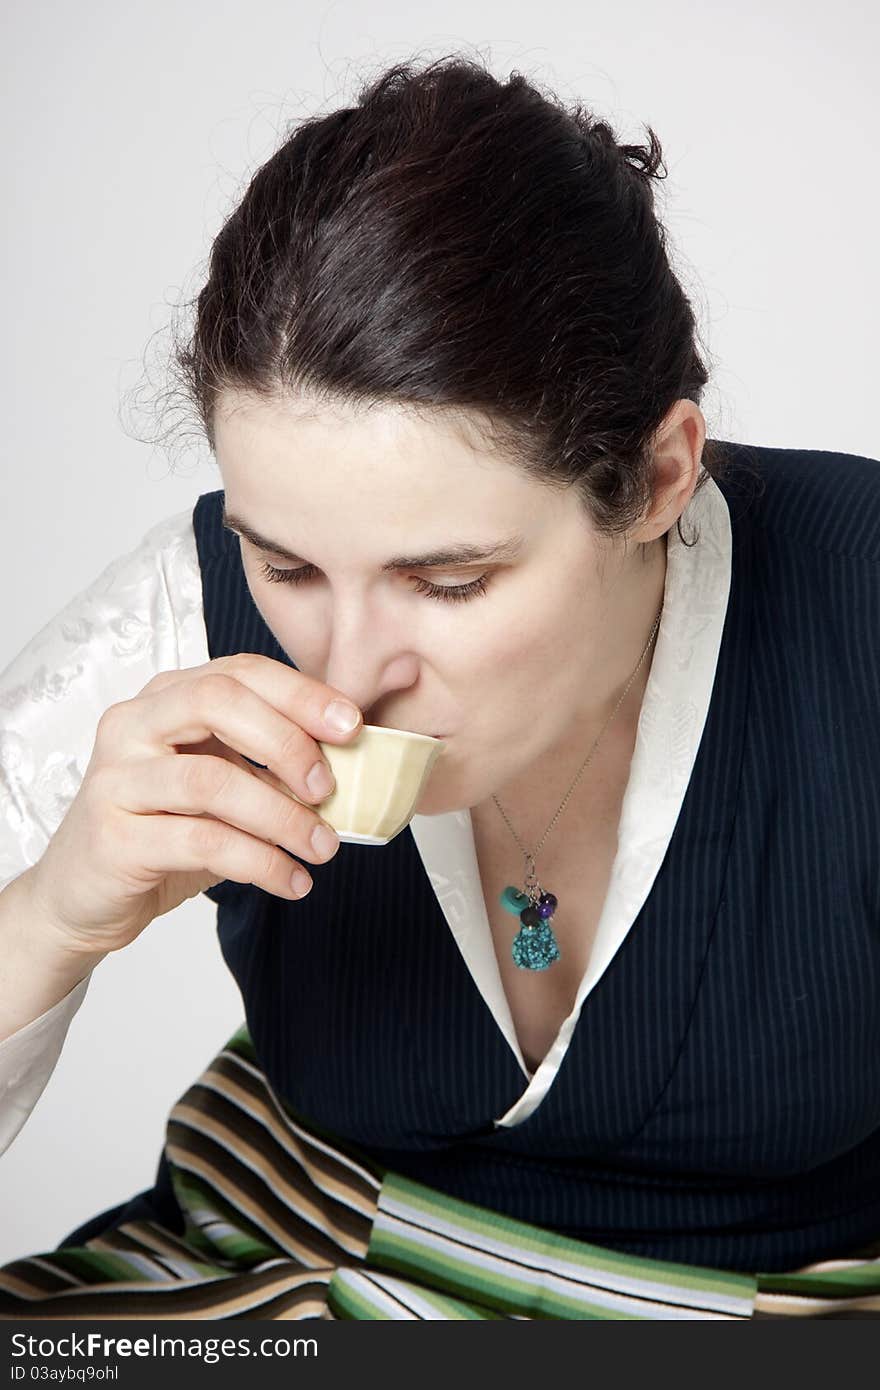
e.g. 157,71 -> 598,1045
96,1229 -> 229,1282
224,1026 -> 258,1064
327,1272 -> 392,1320
384,1278 -> 500,1319
169,1169 -> 281,1266
44,1249 -> 158,1285
756,1264 -> 880,1296
370,1225 -> 641,1319
409,1286 -> 502,1319
89,1225 -> 216,1275
376,1172 -> 756,1303
327,1269 -> 505,1320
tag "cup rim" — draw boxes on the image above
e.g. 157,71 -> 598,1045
360,724 -> 445,744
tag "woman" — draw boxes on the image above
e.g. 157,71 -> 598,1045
1,55 -> 878,1320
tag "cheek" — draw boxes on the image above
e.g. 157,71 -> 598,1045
466,582 -> 599,735
494,579 -> 587,670
452,585 -> 578,713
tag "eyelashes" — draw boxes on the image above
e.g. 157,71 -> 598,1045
256,559 -> 491,604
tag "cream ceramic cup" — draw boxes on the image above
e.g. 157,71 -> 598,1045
298,725 -> 446,845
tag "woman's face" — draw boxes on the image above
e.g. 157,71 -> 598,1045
213,390 -> 673,816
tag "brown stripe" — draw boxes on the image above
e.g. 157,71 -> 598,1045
0,1263 -> 336,1321
193,1053 -> 382,1203
26,1259 -> 84,1289
237,1285 -> 339,1320
754,1306 -> 880,1319
208,1047 -> 383,1193
783,1256 -> 880,1273
168,1071 -> 377,1225
166,1129 -> 369,1272
114,1221 -> 223,1266
0,1264 -> 78,1298
182,1060 -> 381,1214
173,1075 -> 378,1228
753,1291 -> 880,1318
86,1230 -> 158,1257
169,1097 -> 373,1255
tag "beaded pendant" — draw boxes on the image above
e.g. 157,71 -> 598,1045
499,883 -> 560,971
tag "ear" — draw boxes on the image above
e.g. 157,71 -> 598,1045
633,402 -> 707,545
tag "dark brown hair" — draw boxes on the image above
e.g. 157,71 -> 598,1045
148,54 -> 733,549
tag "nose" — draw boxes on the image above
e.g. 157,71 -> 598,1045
321,596 -> 421,720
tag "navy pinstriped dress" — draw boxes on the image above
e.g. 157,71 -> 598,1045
66,439 -> 880,1274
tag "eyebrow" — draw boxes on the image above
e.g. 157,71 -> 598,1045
221,504 -> 525,570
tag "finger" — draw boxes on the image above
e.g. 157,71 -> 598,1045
111,802 -> 315,900
99,669 -> 357,807
140,654 -> 363,743
107,754 -> 340,866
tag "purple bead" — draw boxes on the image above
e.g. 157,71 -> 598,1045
538,892 -> 557,917
538,901 -> 555,919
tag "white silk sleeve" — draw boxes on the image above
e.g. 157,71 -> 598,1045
0,506 -> 210,1154
0,975 -> 90,1157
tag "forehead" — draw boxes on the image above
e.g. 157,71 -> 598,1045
212,390 -> 544,513
215,389 -> 495,463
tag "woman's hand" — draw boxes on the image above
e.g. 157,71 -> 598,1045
25,653 -> 362,957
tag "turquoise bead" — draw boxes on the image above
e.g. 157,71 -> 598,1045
500,885 -> 530,916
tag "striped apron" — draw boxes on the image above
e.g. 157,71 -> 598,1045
1,1026 -> 878,1321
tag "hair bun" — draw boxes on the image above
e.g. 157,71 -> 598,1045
619,128 -> 667,182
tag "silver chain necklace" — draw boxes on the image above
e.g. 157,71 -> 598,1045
493,603 -> 664,970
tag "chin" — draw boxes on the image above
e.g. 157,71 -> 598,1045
414,775 -> 458,817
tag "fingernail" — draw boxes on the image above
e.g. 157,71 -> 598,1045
311,823 -> 339,858
306,761 -> 335,799
290,867 -> 312,897
323,700 -> 360,733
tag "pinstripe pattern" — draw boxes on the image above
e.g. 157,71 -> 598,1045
0,1027 -> 878,1319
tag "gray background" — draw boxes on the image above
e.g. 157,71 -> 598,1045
1,0 -> 877,1265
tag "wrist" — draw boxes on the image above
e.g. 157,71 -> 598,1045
13,865 -> 109,974
0,866 -> 106,1043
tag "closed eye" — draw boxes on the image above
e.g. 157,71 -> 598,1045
256,559 -> 491,604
